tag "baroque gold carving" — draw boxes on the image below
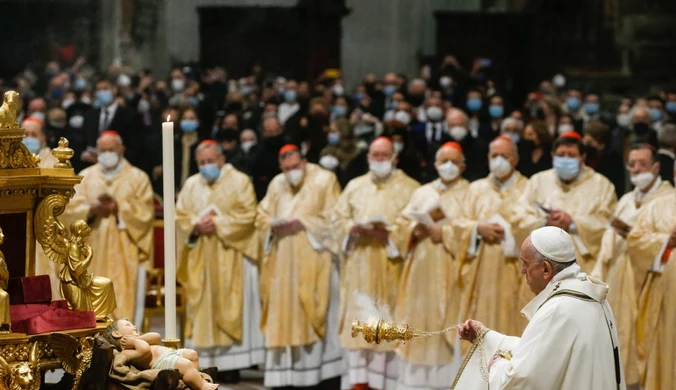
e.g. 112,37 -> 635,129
34,195 -> 117,320
50,333 -> 94,389
51,138 -> 74,169
0,92 -> 20,130
0,229 -> 9,333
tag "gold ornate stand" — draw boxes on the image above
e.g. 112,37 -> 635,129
161,338 -> 181,350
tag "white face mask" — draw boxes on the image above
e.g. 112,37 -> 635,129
319,155 -> 339,170
426,106 -> 443,122
393,110 -> 411,125
449,126 -> 468,140
630,171 -> 655,191
332,84 -> 344,96
69,115 -> 84,129
98,151 -> 120,169
393,142 -> 404,155
171,78 -> 185,92
558,123 -> 574,134
436,161 -> 459,181
440,76 -> 452,88
240,141 -> 256,153
285,168 -> 304,187
61,98 -> 75,110
369,159 -> 393,178
489,155 -> 512,179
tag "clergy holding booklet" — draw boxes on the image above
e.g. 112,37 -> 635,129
454,226 -> 626,390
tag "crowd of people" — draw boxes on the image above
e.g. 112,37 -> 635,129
8,55 -> 676,390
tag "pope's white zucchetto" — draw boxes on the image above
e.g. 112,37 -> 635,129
530,226 -> 576,263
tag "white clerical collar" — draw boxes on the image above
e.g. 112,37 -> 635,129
636,177 -> 661,202
101,158 -> 126,181
491,172 -> 515,192
436,178 -> 459,192
370,169 -> 398,184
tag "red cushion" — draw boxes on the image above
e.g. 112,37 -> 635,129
10,301 -> 95,334
7,275 -> 52,305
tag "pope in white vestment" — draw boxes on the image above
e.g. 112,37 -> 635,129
454,227 -> 626,390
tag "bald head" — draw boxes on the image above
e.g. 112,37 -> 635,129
368,137 -> 397,163
632,106 -> 651,125
490,137 -> 518,157
446,108 -> 468,128
240,129 -> 257,144
97,133 -> 125,158
435,144 -> 465,163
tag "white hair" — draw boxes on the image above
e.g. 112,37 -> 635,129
500,117 -> 523,133
525,238 -> 575,275
659,123 -> 676,148
195,142 -> 223,156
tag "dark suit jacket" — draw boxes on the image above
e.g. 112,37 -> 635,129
658,150 -> 675,186
77,105 -> 137,167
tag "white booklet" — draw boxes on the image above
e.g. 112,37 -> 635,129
488,214 -> 517,257
198,204 -> 223,219
410,204 -> 447,226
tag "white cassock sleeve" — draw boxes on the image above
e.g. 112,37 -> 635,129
488,301 -> 573,388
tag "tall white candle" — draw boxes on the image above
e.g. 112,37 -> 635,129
162,117 -> 177,339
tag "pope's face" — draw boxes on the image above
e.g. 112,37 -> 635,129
520,238 -> 551,294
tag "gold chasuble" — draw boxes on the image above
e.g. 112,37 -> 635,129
66,160 -> 154,320
395,178 -> 468,365
626,192 -> 676,389
512,166 -> 617,273
591,180 -> 673,385
176,164 -> 259,349
257,163 -> 341,348
332,170 -> 419,351
452,172 -> 528,338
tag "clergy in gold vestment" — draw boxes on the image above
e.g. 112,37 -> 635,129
394,142 -> 469,390
256,145 -> 343,388
591,144 -> 673,386
66,131 -> 154,321
511,132 -> 617,274
626,190 -> 676,389
452,136 -> 528,340
176,141 -> 264,371
25,117 -> 61,298
333,137 -> 419,390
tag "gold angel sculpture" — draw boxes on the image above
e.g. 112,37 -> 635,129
0,91 -> 20,129
50,333 -> 94,389
34,194 -> 117,320
0,357 -> 33,390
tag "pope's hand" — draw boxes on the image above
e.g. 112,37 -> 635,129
477,223 -> 504,243
458,319 -> 485,343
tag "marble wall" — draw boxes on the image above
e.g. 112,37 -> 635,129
145,0 -> 482,83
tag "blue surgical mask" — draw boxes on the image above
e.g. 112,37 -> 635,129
566,97 -> 581,111
488,105 -> 504,118
383,85 -> 397,97
51,88 -> 64,100
353,92 -> 365,103
650,108 -> 663,121
199,163 -> 221,183
240,85 -> 253,96
666,101 -> 676,114
467,98 -> 482,112
284,90 -> 297,103
327,133 -> 340,145
180,119 -> 199,133
96,90 -> 114,106
74,78 -> 87,91
22,137 -> 41,154
553,156 -> 580,180
332,105 -> 347,118
188,97 -> 200,108
583,102 -> 600,115
504,133 -> 520,143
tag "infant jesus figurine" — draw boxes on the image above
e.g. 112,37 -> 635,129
104,319 -> 218,390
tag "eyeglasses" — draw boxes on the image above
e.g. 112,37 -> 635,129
626,161 -> 654,170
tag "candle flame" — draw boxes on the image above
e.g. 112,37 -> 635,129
166,115 -> 171,122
